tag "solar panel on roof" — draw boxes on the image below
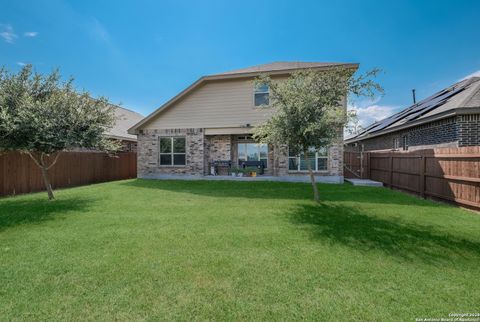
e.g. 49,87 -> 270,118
347,77 -> 480,141
367,81 -> 469,134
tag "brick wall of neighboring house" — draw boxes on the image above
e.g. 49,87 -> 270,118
137,128 -> 204,177
346,117 -> 460,152
458,114 -> 480,146
119,140 -> 137,152
137,128 -> 344,178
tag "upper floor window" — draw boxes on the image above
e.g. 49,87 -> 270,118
159,137 -> 186,166
254,84 -> 269,107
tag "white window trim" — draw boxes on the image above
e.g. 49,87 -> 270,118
402,136 -> 409,151
253,84 -> 270,107
288,150 -> 329,172
237,142 -> 268,168
393,138 -> 400,150
159,136 -> 186,167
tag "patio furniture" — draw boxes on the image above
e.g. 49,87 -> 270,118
212,160 -> 231,176
239,160 -> 265,175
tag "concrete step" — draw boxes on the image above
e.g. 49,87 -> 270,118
345,178 -> 383,187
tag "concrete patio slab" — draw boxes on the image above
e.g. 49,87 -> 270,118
344,178 -> 383,187
139,174 -> 344,184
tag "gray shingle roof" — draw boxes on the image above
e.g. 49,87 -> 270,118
346,77 -> 480,142
106,105 -> 143,141
211,61 -> 357,76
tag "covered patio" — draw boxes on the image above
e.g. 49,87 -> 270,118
204,127 -> 277,176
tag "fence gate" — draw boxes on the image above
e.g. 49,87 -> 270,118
344,151 -> 369,179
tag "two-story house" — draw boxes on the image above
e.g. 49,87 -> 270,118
128,62 -> 358,182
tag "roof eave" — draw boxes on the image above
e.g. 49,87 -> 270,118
210,63 -> 359,79
105,134 -> 138,142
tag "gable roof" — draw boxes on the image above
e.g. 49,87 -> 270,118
211,61 -> 353,76
105,105 -> 144,141
128,61 -> 358,134
345,77 -> 480,143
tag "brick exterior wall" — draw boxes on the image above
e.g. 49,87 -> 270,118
458,114 -> 480,146
346,114 -> 480,152
346,117 -> 460,152
137,128 -> 344,178
204,135 -> 232,175
137,128 -> 204,177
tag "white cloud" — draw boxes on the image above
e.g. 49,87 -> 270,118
0,24 -> 17,43
348,98 -> 398,128
23,31 -> 38,37
17,62 -> 27,66
459,70 -> 480,81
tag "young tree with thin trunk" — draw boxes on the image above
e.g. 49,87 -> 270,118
0,65 -> 119,200
253,66 -> 382,203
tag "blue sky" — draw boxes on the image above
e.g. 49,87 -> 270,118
1,0 -> 479,126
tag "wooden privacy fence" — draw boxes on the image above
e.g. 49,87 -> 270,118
344,147 -> 480,210
0,151 -> 137,197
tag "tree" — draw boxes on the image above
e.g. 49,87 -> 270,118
346,110 -> 364,136
0,65 -> 119,200
253,66 -> 382,203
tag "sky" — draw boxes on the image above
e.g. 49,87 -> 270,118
1,0 -> 480,127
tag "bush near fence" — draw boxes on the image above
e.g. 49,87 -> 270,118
344,147 -> 480,210
0,151 -> 137,197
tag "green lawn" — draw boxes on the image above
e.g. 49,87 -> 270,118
1,179 -> 479,321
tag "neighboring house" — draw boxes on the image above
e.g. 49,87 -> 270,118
345,77 -> 480,152
106,105 -> 144,152
128,61 -> 358,182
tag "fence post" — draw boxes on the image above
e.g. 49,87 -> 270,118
360,151 -> 363,178
366,152 -> 371,179
420,153 -> 426,198
389,153 -> 394,188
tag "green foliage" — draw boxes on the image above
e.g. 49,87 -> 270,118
0,65 -> 120,199
253,66 -> 382,153
252,66 -> 382,201
0,65 -> 119,154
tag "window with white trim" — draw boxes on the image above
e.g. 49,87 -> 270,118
393,138 -> 400,150
159,137 -> 186,166
238,143 -> 268,168
402,136 -> 409,151
288,147 -> 328,171
254,84 -> 269,107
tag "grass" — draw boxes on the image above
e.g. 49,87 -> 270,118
0,179 -> 479,321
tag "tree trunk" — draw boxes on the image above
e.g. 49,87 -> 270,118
305,149 -> 320,203
40,164 -> 55,200
27,151 -> 57,200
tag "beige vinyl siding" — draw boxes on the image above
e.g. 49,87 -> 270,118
141,78 -> 275,130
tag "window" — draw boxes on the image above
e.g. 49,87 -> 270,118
402,136 -> 409,151
254,84 -> 269,107
288,147 -> 328,171
159,137 -> 186,166
393,138 -> 400,150
238,143 -> 268,168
